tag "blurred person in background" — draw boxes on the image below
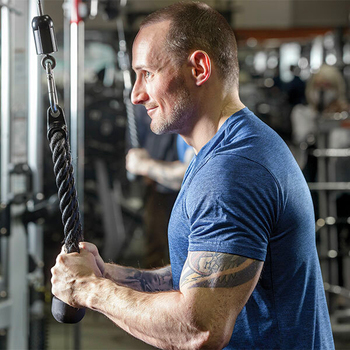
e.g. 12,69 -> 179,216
126,128 -> 194,267
291,64 -> 349,174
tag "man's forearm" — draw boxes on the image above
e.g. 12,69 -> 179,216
82,278 -> 209,350
104,264 -> 173,292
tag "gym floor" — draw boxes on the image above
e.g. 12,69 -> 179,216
48,309 -> 156,350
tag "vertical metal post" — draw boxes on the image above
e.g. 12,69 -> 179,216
10,0 -> 29,346
28,0 -> 44,276
1,2 -> 11,203
63,0 -> 71,124
0,1 -> 11,346
28,1 -> 45,347
70,1 -> 85,348
317,132 -> 329,278
0,1 -> 29,349
0,0 -> 11,313
70,0 -> 85,220
316,122 -> 339,311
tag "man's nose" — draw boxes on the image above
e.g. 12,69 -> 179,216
131,82 -> 149,105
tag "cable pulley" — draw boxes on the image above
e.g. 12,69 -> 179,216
32,11 -> 57,56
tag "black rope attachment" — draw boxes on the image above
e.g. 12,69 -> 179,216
47,106 -> 83,254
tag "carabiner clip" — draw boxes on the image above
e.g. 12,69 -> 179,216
47,105 -> 67,142
42,55 -> 58,114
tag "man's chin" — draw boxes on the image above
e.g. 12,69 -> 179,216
151,125 -> 179,136
150,121 -> 169,135
150,116 -> 183,135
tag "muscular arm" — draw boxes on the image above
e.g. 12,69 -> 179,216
104,263 -> 173,292
52,248 -> 263,349
81,242 -> 173,292
126,148 -> 194,190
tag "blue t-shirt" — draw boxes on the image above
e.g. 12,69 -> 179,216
168,108 -> 334,349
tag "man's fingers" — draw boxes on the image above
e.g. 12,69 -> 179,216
79,242 -> 98,255
79,242 -> 105,276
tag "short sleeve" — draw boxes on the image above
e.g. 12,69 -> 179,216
185,154 -> 281,261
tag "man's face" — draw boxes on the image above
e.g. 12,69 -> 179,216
131,21 -> 194,135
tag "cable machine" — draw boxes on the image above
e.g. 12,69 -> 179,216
0,0 -> 138,348
32,0 -> 86,324
0,0 -> 87,347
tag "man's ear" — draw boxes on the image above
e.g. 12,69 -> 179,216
189,50 -> 211,86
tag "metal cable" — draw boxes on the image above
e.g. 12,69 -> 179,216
49,129 -> 83,253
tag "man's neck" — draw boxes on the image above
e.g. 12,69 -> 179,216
181,97 -> 245,154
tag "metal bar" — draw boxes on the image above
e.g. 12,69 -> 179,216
313,148 -> 350,157
116,14 -> 139,149
70,5 -> 85,218
63,0 -> 70,124
3,1 -> 30,347
315,129 -> 329,300
8,214 -> 28,349
308,182 -> 350,191
0,0 -> 11,307
317,118 -> 350,132
0,1 -> 22,15
324,283 -> 350,299
70,1 -> 84,346
1,0 -> 11,204
27,0 -> 45,332
90,0 -> 98,18
28,0 -> 43,207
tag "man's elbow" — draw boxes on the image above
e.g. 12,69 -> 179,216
198,329 -> 231,350
189,323 -> 232,350
179,296 -> 237,349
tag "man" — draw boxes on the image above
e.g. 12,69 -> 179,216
51,2 -> 334,349
126,136 -> 194,192
127,132 -> 194,267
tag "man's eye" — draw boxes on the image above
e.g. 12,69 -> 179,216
145,71 -> 151,78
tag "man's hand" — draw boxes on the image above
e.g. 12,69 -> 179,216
126,148 -> 152,176
51,246 -> 103,308
79,242 -> 106,276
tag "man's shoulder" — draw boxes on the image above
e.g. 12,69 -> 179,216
185,153 -> 280,199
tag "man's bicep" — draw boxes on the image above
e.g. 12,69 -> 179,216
180,251 -> 263,315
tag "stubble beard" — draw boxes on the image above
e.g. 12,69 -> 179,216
150,78 -> 194,135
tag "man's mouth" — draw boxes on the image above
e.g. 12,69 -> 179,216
147,106 -> 158,114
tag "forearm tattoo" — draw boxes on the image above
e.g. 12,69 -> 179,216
180,252 -> 262,289
118,266 -> 173,292
136,268 -> 173,292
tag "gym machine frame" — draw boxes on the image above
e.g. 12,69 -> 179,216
0,1 -> 32,348
308,111 -> 350,316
